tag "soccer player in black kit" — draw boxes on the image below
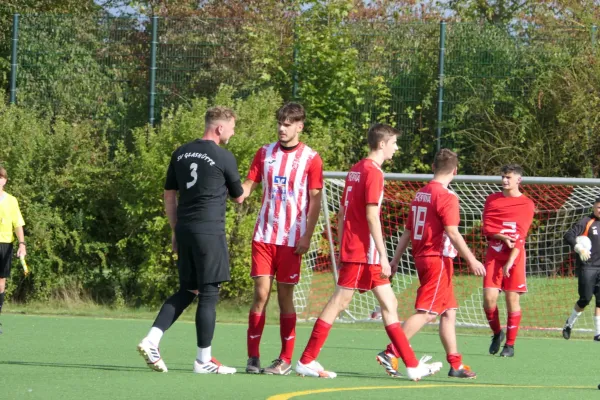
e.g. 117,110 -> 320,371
137,106 -> 245,374
562,197 -> 600,341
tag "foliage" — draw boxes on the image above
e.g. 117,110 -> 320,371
0,0 -> 102,98
0,102 -> 116,302
15,13 -> 148,144
442,22 -> 600,176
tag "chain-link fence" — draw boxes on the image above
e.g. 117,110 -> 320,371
5,14 -> 597,151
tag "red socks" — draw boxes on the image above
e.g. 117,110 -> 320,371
484,307 -> 502,335
247,312 -> 266,358
386,342 -> 400,358
447,353 -> 462,370
506,311 -> 522,346
279,313 -> 296,364
299,318 -> 332,364
385,323 -> 418,368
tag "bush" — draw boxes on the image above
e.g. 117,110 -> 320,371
0,102 -> 116,302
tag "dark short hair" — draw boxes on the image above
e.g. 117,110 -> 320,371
205,106 -> 236,125
276,102 -> 305,123
594,197 -> 600,204
433,148 -> 458,174
0,167 -> 6,179
367,124 -> 400,150
501,164 -> 524,176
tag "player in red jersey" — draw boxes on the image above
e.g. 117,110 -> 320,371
294,124 -> 442,381
242,103 -> 323,375
376,149 -> 486,379
482,164 -> 535,357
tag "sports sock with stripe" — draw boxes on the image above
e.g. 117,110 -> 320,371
247,312 -> 266,358
505,311 -> 522,346
279,313 -> 296,364
299,318 -> 332,364
484,307 -> 502,335
385,322 -> 418,368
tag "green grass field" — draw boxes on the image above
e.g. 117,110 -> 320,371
303,272 -> 585,329
1,313 -> 598,400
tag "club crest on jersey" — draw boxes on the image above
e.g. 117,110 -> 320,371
274,176 -> 287,186
272,176 -> 288,201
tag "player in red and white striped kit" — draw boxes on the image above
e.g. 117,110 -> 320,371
243,103 -> 323,375
482,164 -> 535,358
294,124 -> 442,381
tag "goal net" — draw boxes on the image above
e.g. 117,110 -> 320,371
294,172 -> 600,332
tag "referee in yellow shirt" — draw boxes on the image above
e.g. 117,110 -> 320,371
0,167 -> 26,334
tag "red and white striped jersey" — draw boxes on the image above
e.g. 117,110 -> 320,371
247,142 -> 323,247
340,159 -> 385,264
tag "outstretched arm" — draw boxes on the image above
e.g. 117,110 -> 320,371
445,225 -> 485,276
242,179 -> 259,199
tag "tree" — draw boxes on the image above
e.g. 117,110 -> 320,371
0,0 -> 104,98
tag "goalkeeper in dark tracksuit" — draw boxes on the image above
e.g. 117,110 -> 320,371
562,197 -> 600,340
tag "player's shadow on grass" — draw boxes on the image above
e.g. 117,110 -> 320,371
0,360 -> 189,373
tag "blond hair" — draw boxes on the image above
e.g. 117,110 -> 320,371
205,106 -> 236,125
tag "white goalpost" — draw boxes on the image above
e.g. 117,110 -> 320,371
294,172 -> 600,332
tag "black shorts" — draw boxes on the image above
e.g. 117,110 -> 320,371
0,243 -> 14,278
176,229 -> 230,291
577,268 -> 600,305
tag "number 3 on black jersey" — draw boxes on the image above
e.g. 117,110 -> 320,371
187,163 -> 198,189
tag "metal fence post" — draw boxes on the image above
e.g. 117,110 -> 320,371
588,25 -> 598,177
9,14 -> 20,105
292,24 -> 299,100
436,21 -> 447,152
148,16 -> 158,126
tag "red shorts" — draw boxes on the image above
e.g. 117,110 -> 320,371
337,262 -> 390,293
483,252 -> 527,292
251,241 -> 302,284
414,256 -> 457,315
